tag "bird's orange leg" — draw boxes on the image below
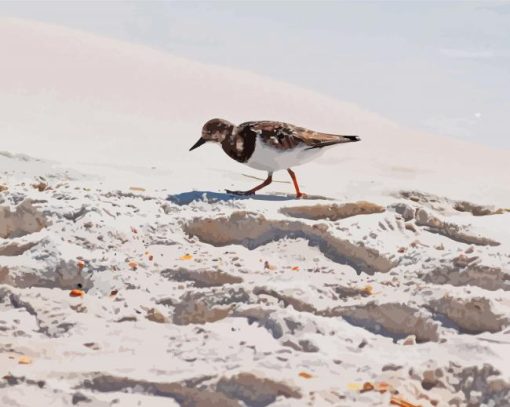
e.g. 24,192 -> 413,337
287,168 -> 305,198
226,173 -> 273,196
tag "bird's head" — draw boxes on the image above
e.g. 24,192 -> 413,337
189,118 -> 235,151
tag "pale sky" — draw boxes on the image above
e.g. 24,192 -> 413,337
1,1 -> 509,148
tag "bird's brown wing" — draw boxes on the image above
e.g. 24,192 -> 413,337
291,127 -> 361,150
238,121 -> 359,151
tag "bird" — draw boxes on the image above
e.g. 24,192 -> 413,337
189,118 -> 360,198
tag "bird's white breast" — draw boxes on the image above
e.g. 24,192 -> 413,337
246,141 -> 325,172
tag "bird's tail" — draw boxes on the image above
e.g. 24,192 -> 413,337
305,134 -> 361,150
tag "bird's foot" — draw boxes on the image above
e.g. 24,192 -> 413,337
225,189 -> 255,196
296,192 -> 307,199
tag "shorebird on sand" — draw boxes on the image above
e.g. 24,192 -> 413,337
190,118 -> 360,198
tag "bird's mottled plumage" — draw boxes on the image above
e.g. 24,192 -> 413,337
190,118 -> 360,198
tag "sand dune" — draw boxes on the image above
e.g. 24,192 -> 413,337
1,18 -> 509,202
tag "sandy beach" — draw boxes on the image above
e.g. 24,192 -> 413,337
1,18 -> 510,407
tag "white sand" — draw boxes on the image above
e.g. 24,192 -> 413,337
1,18 -> 510,407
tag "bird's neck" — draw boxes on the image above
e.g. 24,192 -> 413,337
221,132 -> 254,163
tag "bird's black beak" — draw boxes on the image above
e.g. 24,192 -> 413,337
189,137 -> 206,151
